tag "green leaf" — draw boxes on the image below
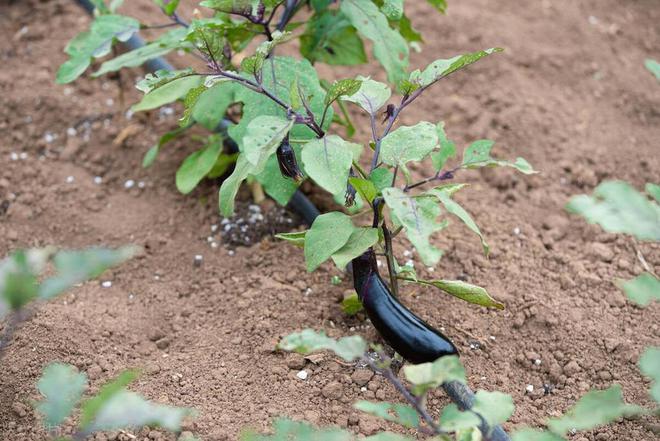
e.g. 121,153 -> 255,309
426,0 -> 447,13
403,355 -> 465,396
645,59 -> 660,81
243,116 -> 294,166
370,168 -> 394,192
208,153 -> 239,178
143,125 -> 190,168
546,385 -> 643,435
154,0 -> 181,15
412,279 -> 504,309
38,247 -> 136,300
132,74 -> 203,112
219,116 -> 294,216
566,180 -> 660,241
341,292 -> 364,315
229,56 -> 330,149
472,390 -> 515,428
80,369 -> 139,428
461,139 -> 536,174
175,135 -> 223,194
354,401 -> 419,428
439,404 -> 481,432
324,79 -> 363,106
639,347 -> 660,403
301,10 -> 367,66
349,177 -> 379,204
94,27 -> 189,77
380,122 -> 438,180
301,135 -> 357,196
382,187 -> 447,266
304,212 -> 355,271
184,18 -> 228,63
192,82 -> 239,130
380,0 -> 404,20
431,121 -> 457,171
275,231 -> 307,247
340,0 -> 409,84
136,68 -> 194,93
85,390 -> 191,432
331,228 -> 379,269
426,186 -> 489,255
35,363 -> 87,428
179,85 -> 207,128
255,154 -> 300,205
409,48 -> 502,88
0,250 -> 40,312
647,183 -> 660,202
278,329 -> 367,362
56,15 -> 140,84
512,429 -> 565,441
342,76 -> 391,115
616,272 -> 660,307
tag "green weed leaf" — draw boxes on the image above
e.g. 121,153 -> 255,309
403,355 -> 465,396
566,180 -> 660,241
80,369 -> 139,428
438,404 -> 481,432
645,59 -> 660,81
472,390 -> 515,428
35,363 -> 88,428
546,385 -> 643,435
278,329 -> 367,362
354,401 -> 419,428
341,292 -> 364,315
39,247 -> 136,300
639,347 -> 660,403
616,272 -> 660,307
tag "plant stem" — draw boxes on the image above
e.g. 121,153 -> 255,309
362,354 -> 445,436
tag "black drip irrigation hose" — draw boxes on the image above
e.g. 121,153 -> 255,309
73,2 -> 509,439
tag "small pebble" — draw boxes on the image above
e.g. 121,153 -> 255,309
296,370 -> 308,380
19,152 -> 27,160
124,179 -> 135,189
228,250 -> 235,256
101,281 -> 112,288
211,224 -> 218,232
405,259 -> 414,267
489,335 -> 496,341
44,132 -> 55,143
66,176 -> 75,183
67,127 -> 77,136
93,176 -> 103,184
403,250 -> 412,257
526,384 -> 534,393
513,227 -> 521,235
193,255 -> 203,267
10,152 -> 18,161
138,181 -> 146,189
534,359 -> 542,366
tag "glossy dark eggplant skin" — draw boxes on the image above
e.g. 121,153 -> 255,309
352,249 -> 458,364
276,139 -> 304,183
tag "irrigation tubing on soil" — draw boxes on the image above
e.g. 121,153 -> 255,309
73,2 -> 510,439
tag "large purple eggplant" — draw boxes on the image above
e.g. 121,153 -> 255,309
352,249 -> 458,364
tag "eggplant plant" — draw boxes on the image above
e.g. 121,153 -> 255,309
59,0 -> 447,198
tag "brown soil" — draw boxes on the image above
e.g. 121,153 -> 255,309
1,0 -> 659,440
